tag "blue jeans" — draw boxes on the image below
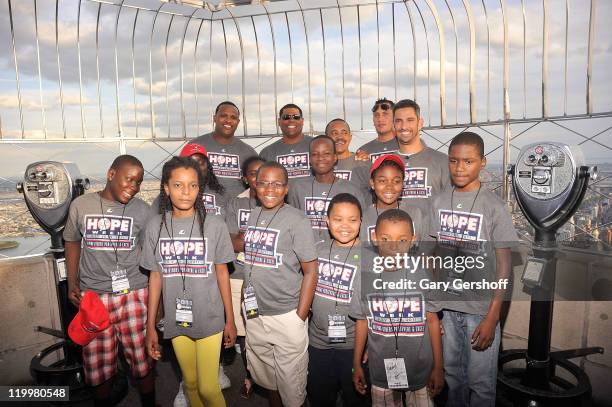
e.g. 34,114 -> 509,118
442,310 -> 500,407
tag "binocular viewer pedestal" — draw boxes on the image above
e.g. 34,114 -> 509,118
500,143 -> 602,406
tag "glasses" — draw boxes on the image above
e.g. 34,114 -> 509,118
371,103 -> 392,113
280,114 -> 302,121
255,181 -> 287,189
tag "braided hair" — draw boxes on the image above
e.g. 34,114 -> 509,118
158,156 -> 208,240
200,154 -> 225,195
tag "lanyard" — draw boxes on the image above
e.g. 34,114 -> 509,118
163,214 -> 196,293
99,194 -> 127,267
311,177 -> 336,238
380,266 -> 409,358
246,205 -> 283,282
327,238 -> 357,312
449,184 -> 482,250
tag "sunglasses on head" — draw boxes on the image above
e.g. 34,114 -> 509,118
280,114 -> 302,121
372,103 -> 392,113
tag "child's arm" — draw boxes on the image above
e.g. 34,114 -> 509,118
352,319 -> 369,395
216,263 -> 237,348
426,311 -> 444,397
471,246 -> 511,351
229,232 -> 245,253
146,270 -> 163,360
296,259 -> 318,320
65,241 -> 82,307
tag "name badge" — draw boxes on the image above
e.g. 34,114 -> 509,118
384,358 -> 409,389
236,251 -> 245,265
328,314 -> 347,343
175,298 -> 193,328
111,267 -> 130,295
243,284 -> 259,319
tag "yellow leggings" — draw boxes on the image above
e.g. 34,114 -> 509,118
171,332 -> 225,407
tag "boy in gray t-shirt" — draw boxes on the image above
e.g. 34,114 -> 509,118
351,209 -> 443,405
63,155 -> 156,406
428,132 -> 518,407
242,161 -> 318,407
287,135 -> 367,242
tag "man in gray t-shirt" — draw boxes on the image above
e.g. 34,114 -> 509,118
393,99 -> 451,212
260,103 -> 313,179
356,98 -> 400,162
190,101 -> 257,200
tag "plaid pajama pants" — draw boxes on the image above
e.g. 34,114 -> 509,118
81,287 -> 152,386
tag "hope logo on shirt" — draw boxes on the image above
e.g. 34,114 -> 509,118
315,258 -> 357,303
243,227 -> 283,268
333,170 -> 352,181
369,150 -> 399,163
277,153 -> 310,178
367,293 -> 425,337
305,197 -> 332,229
83,215 -> 135,250
401,167 -> 432,199
238,209 -> 251,231
158,237 -> 212,277
208,152 -> 241,179
203,194 -> 222,215
437,209 -> 484,251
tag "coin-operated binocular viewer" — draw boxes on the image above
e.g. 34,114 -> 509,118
16,162 -> 89,393
501,143 -> 603,406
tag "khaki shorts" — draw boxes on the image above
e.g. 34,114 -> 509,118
230,278 -> 246,337
245,310 -> 309,407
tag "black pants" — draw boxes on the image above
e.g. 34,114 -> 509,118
307,345 -> 369,407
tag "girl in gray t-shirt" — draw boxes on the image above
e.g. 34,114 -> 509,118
141,157 -> 236,407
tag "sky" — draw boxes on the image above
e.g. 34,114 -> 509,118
0,0 -> 611,180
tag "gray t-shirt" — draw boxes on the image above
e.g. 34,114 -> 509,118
358,138 -> 399,163
150,186 -> 227,217
63,192 -> 151,294
359,203 -> 427,244
334,155 -> 371,199
350,246 -> 441,390
428,186 -> 519,315
243,204 -> 318,315
310,241 -> 362,350
140,213 -> 234,339
260,136 -> 313,179
398,146 -> 451,212
190,133 -> 257,199
287,177 -> 368,242
225,195 -> 259,280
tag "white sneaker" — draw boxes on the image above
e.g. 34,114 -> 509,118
219,365 -> 231,390
173,381 -> 190,407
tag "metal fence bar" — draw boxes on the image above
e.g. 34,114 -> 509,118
55,0 -> 67,138
542,0 -> 549,118
403,1 -> 417,102
423,0 -> 446,126
263,5 -> 279,134
180,12 -> 197,139
338,3 -> 346,120
114,1 -> 126,141
320,9 -> 328,125
95,2 -> 104,137
164,14 -> 174,138
33,0 -> 48,139
149,4 -> 163,139
284,12 -> 294,102
357,5 -> 363,130
296,1 -> 312,133
461,0 -> 476,123
443,0 -> 458,124
7,0 -> 25,139
77,0 -> 87,139
227,8 -> 248,136
586,0 -> 596,115
131,9 -> 139,138
193,18 -> 205,136
251,16 -> 262,135
412,1 -> 431,125
221,19 -> 229,100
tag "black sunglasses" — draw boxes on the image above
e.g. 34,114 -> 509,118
371,103 -> 392,113
280,114 -> 302,121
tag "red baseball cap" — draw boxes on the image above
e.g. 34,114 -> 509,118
370,154 -> 405,176
180,143 -> 208,158
68,291 -> 110,346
